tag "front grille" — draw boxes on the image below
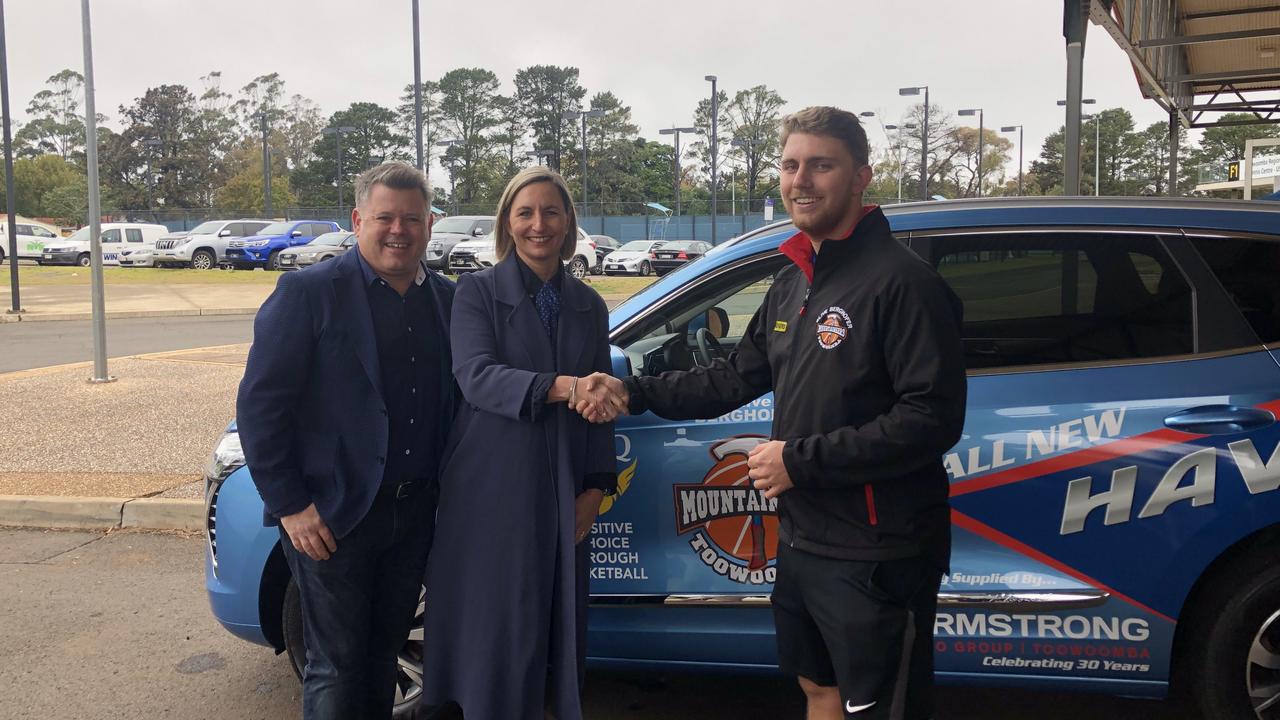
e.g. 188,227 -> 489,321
227,240 -> 245,248
157,239 -> 177,250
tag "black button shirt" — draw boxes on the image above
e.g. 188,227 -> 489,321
358,254 -> 443,490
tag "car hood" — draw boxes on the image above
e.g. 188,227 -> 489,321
237,233 -> 288,243
452,239 -> 494,251
431,232 -> 474,242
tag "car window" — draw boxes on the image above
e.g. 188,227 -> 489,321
476,219 -> 494,234
244,222 -> 270,235
16,224 -> 32,235
126,228 -> 144,243
101,229 -> 121,243
223,223 -> 243,236
1189,235 -> 1280,344
928,233 -> 1192,370
33,226 -> 57,238
616,254 -> 788,375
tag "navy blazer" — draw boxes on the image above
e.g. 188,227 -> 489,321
235,249 -> 456,539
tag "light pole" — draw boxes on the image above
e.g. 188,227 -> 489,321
436,139 -> 464,214
958,108 -> 984,197
142,138 -> 163,211
884,123 -> 916,203
562,108 -> 605,215
898,85 -> 929,199
322,125 -> 356,221
1,0 -> 20,315
1058,99 -> 1096,196
82,0 -> 111,382
705,75 -> 719,244
411,0 -> 423,173
1000,125 -> 1024,196
256,112 -> 272,216
658,126 -> 699,217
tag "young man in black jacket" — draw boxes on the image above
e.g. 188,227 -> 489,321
614,107 -> 966,719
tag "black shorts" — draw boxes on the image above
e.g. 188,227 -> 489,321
772,542 -> 942,720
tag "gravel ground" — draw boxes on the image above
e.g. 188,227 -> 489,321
0,347 -> 247,497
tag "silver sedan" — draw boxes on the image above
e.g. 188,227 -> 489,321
278,231 -> 355,270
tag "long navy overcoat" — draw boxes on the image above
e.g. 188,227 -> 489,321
421,255 -> 614,720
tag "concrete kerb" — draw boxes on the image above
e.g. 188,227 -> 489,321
0,307 -> 258,323
0,495 -> 203,532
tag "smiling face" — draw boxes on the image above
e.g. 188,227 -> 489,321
779,132 -> 872,241
507,180 -> 568,278
352,183 -> 432,288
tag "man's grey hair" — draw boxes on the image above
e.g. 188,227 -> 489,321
354,161 -> 433,208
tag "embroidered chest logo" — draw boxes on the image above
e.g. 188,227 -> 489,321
815,306 -> 853,350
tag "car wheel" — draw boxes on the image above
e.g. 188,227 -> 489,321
36,259 -> 44,266
267,250 -> 282,271
77,253 -> 91,267
0,247 -> 5,263
1181,547 -> 1280,719
639,261 -> 652,277
283,578 -> 432,719
567,256 -> 588,279
191,250 -> 216,270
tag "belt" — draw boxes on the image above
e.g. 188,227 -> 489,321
378,478 -> 429,501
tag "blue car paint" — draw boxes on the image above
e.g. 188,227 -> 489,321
206,197 -> 1280,699
223,221 -> 340,266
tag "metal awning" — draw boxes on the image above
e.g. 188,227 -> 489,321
1090,0 -> 1280,128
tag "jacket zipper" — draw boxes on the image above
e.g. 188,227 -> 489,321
864,485 -> 879,526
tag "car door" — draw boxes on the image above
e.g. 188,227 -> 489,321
15,224 -> 54,258
911,228 -> 1280,686
100,228 -> 124,264
593,249 -> 789,665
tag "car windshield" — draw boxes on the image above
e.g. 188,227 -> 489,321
433,217 -> 476,234
189,221 -> 224,234
257,222 -> 293,236
309,232 -> 350,246
618,241 -> 657,252
66,227 -> 92,242
661,241 -> 698,251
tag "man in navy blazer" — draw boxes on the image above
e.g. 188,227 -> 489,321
236,161 -> 455,719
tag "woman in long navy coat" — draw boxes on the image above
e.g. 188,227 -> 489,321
422,166 -> 619,720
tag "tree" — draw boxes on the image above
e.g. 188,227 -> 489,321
215,166 -> 295,212
281,94 -> 324,171
491,95 -> 529,178
724,86 -> 785,208
115,84 -> 222,209
0,154 -> 82,216
896,104 -> 960,198
14,69 -> 86,161
514,65 -> 586,173
1029,127 -> 1066,194
1191,113 -> 1280,167
1128,121 -> 1193,196
946,126 -> 1012,197
438,68 -> 504,205
395,81 -> 443,171
294,103 -> 406,207
689,89 -> 731,189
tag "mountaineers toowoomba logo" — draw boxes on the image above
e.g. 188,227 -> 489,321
672,435 -> 780,585
815,306 -> 852,350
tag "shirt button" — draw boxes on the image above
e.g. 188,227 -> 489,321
408,326 -> 413,333
404,449 -> 411,455
411,388 -> 416,394
411,356 -> 415,363
409,418 -> 415,425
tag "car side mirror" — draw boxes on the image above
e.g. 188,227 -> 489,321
291,230 -> 303,237
217,229 -> 232,237
471,227 -> 484,236
610,345 -> 632,379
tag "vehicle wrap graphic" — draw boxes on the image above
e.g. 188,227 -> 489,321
672,435 -> 780,585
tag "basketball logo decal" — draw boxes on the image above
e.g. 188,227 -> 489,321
815,306 -> 852,350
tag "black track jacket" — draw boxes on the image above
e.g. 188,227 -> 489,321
624,206 -> 966,566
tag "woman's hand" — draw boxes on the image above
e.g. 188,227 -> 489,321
574,489 -> 604,544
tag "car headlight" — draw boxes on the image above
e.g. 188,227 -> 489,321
206,431 -> 245,482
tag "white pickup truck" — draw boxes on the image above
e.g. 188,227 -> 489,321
40,223 -> 169,266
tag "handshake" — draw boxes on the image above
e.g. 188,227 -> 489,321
569,373 -> 629,424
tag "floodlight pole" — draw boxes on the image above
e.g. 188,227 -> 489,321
82,0 -> 112,382
412,0 -> 424,172
1,0 -> 22,315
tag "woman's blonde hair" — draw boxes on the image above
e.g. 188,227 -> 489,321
494,166 -> 578,263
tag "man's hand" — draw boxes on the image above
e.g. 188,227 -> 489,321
574,489 -> 604,544
574,372 -> 628,424
279,504 -> 337,561
747,441 -> 794,499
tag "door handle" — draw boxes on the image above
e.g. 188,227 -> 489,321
1163,405 -> 1275,435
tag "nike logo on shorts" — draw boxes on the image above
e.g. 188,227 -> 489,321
846,699 -> 876,713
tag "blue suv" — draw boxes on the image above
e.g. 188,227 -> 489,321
205,197 -> 1280,719
223,220 -> 341,271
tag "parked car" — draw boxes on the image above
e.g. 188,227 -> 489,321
0,218 -> 61,264
450,227 -> 596,278
424,215 -> 494,271
589,234 -> 620,274
41,222 -> 169,266
648,239 -> 711,275
205,197 -> 1280,719
153,219 -> 272,269
223,221 -> 342,271
277,231 -> 356,270
601,240 -> 666,276
120,230 -> 189,268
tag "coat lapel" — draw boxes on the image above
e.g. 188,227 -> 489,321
556,275 -> 595,375
332,251 -> 384,400
494,256 -> 555,372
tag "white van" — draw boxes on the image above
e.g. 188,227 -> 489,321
41,223 -> 170,267
0,218 -> 62,263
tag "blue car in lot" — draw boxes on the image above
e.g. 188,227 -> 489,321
223,220 -> 342,271
204,197 -> 1280,719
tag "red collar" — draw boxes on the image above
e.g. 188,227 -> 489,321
778,205 -> 879,282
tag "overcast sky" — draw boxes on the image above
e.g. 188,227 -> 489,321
8,0 -> 1178,182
